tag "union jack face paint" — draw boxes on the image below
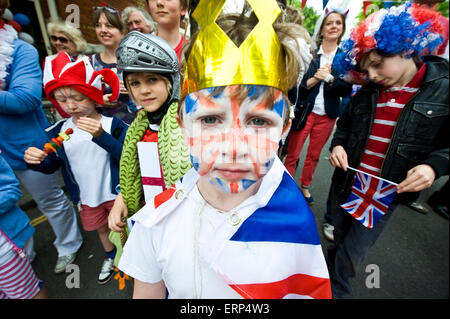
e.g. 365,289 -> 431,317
181,85 -> 287,194
53,87 -> 97,119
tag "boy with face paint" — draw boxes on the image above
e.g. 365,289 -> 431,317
180,86 -> 289,200
119,0 -> 331,299
24,52 -> 128,285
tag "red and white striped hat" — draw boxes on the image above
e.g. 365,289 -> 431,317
43,51 -> 119,117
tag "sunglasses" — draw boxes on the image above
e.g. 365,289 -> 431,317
50,35 -> 69,44
93,6 -> 120,15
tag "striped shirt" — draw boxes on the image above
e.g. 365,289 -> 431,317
0,233 -> 41,299
358,63 -> 426,176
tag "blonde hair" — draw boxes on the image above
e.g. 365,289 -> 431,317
47,19 -> 87,54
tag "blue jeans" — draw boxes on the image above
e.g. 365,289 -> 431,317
326,182 -> 398,298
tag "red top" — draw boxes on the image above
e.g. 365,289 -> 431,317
358,63 -> 426,176
140,129 -> 158,142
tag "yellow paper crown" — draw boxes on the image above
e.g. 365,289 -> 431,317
182,0 -> 287,98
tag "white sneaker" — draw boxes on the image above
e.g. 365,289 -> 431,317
323,223 -> 335,242
97,258 -> 114,285
54,253 -> 76,274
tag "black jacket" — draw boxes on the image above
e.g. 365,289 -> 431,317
330,55 -> 449,203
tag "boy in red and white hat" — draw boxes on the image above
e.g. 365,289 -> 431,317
24,51 -> 129,285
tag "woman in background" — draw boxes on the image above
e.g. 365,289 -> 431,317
284,8 -> 352,205
90,5 -> 136,124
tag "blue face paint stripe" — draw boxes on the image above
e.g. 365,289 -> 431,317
272,97 -> 285,118
265,157 -> 275,168
190,154 -> 199,170
241,179 -> 256,190
214,177 -> 229,193
184,94 -> 198,115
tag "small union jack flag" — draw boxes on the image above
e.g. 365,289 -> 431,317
341,171 -> 397,229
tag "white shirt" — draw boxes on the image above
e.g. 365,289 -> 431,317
62,116 -> 116,207
312,45 -> 338,116
119,185 -> 241,299
119,158 -> 331,299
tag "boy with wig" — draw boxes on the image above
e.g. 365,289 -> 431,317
328,1 -> 448,298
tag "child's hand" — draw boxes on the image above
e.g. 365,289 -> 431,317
108,193 -> 129,232
102,93 -> 119,108
77,117 -> 103,139
397,164 -> 436,194
329,146 -> 348,171
24,147 -> 47,165
119,81 -> 128,95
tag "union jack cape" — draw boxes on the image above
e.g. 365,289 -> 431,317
341,171 -> 397,229
127,158 -> 331,299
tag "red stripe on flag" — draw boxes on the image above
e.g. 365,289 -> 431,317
142,176 -> 166,188
154,188 -> 176,209
352,179 -> 388,215
229,273 -> 331,299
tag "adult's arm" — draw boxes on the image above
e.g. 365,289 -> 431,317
0,40 -> 43,115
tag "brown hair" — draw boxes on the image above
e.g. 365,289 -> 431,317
180,0 -> 188,10
316,11 -> 346,48
284,5 -> 303,25
0,0 -> 9,10
93,7 -> 125,33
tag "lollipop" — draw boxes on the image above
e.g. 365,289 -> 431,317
43,128 -> 73,154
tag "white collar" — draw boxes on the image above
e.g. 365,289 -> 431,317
317,45 -> 338,58
130,157 -> 287,228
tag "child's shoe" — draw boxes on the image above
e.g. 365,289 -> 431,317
97,257 -> 114,285
54,253 -> 76,274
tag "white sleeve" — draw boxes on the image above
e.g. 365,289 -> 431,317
118,222 -> 162,284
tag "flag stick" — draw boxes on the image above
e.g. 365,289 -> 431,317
324,157 -> 399,186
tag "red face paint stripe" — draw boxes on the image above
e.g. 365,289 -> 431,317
198,149 -> 220,176
230,182 -> 239,193
198,93 -> 219,108
248,154 -> 261,179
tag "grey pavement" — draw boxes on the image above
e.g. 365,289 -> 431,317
19,133 -> 448,299
293,135 -> 449,299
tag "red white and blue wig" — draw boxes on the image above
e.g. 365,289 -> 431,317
334,1 -> 444,76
